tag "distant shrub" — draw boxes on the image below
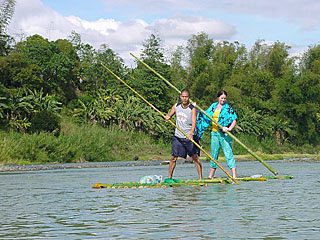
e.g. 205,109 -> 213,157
67,94 -> 94,110
29,110 -> 61,135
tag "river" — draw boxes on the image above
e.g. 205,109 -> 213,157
1,160 -> 319,239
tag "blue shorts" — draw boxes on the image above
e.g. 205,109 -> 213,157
171,135 -> 200,158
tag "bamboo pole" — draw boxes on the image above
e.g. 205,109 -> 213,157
101,63 -> 240,184
93,182 -> 208,189
130,53 -> 278,176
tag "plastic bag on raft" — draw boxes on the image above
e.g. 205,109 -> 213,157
139,175 -> 163,184
250,174 -> 263,178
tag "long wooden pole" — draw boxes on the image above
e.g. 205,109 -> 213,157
101,63 -> 240,184
130,53 -> 278,176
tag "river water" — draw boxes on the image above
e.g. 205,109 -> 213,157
1,160 -> 319,239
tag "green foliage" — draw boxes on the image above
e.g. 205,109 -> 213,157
8,116 -> 31,132
2,35 -> 80,103
0,118 -> 170,164
301,44 -> 320,72
114,95 -> 173,140
141,33 -> 165,61
0,28 -> 319,154
0,0 -> 16,34
29,110 -> 61,135
186,32 -> 213,93
72,89 -> 118,126
72,90 -> 173,141
236,107 -> 273,141
70,33 -> 127,94
235,106 -> 294,144
0,87 -> 62,132
168,45 -> 188,93
270,45 -> 320,144
0,33 -> 14,56
187,34 -> 248,106
130,34 -> 173,112
0,0 -> 16,56
0,88 -> 34,131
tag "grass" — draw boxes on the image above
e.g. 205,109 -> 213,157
0,117 -> 319,166
198,130 -> 320,162
0,118 -> 170,165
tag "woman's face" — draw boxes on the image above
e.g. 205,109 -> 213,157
218,94 -> 227,105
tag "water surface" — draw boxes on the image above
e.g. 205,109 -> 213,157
1,161 -> 319,239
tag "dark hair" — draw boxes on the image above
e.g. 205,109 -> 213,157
217,90 -> 227,98
181,88 -> 190,96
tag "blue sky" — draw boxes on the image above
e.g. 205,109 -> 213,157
8,0 -> 320,65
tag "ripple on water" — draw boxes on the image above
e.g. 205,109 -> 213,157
0,161 -> 319,239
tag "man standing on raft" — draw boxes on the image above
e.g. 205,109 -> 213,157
165,89 -> 203,180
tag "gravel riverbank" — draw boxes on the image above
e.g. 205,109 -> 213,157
0,159 -> 184,172
0,156 -> 317,172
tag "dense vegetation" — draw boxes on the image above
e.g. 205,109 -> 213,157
0,1 -> 319,164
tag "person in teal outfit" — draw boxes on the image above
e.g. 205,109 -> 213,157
196,90 -> 237,178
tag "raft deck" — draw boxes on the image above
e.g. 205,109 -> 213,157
93,175 -> 293,189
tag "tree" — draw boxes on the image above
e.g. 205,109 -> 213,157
130,34 -> 172,112
0,0 -> 16,56
206,41 -> 247,105
271,45 -> 320,144
86,44 -> 126,92
294,45 -> 320,143
186,32 -> 213,88
168,45 -> 187,93
140,33 -> 165,62
1,35 -> 80,103
68,32 -> 127,94
265,41 -> 291,79
186,33 -> 247,106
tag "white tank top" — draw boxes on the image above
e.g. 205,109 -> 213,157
174,103 -> 194,138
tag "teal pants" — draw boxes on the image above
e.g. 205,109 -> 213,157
210,131 -> 236,169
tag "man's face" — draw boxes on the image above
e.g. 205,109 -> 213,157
180,91 -> 189,104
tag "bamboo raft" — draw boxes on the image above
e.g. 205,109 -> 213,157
92,175 -> 293,189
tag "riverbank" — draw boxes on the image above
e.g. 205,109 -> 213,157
1,153 -> 318,172
1,119 -> 319,168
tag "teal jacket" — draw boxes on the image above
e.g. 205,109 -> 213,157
196,102 -> 237,139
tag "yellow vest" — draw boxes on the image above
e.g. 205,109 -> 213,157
212,110 -> 220,131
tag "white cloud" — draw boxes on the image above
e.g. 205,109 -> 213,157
101,0 -> 320,31
8,0 -> 236,65
7,0 -> 318,67
8,0 -> 150,63
150,15 -> 235,39
66,17 -> 119,36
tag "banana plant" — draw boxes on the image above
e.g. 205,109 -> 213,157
0,96 -> 8,118
73,89 -> 119,126
114,95 -> 172,139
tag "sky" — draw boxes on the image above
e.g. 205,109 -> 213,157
6,0 -> 320,66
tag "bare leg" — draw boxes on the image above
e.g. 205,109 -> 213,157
208,168 -> 217,179
192,154 -> 202,180
168,155 -> 178,178
231,167 -> 237,178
